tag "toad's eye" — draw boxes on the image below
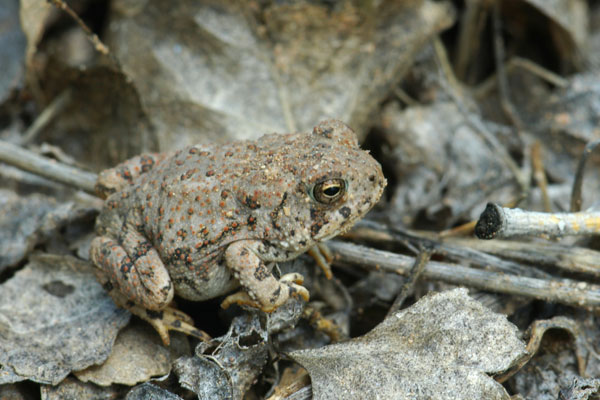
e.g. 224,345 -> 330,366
311,179 -> 346,204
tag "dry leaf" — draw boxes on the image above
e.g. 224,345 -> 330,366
290,289 -> 527,400
74,322 -> 190,387
0,254 -> 130,385
106,0 -> 454,149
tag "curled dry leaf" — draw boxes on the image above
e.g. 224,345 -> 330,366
290,289 -> 527,400
74,322 -> 190,387
175,313 -> 269,400
0,254 -> 130,385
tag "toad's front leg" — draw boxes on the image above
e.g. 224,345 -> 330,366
221,240 -> 310,312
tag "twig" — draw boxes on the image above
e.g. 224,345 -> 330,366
531,141 -> 551,212
350,220 -> 551,279
474,56 -> 569,99
386,247 -> 432,317
329,240 -> 600,309
433,36 -> 460,91
496,316 -> 587,383
0,140 -> 97,194
21,89 -> 72,145
570,139 -> 600,212
475,203 -> 600,239
453,0 -> 489,83
438,220 -> 477,237
438,236 -> 600,278
435,76 -> 529,195
393,87 -> 418,107
492,2 -> 524,133
49,0 -> 110,56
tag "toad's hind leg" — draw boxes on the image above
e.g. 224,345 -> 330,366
90,233 -> 209,345
90,234 -> 174,310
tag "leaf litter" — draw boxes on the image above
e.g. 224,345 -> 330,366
3,0 -> 600,399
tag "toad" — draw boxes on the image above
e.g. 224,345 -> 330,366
90,120 -> 386,344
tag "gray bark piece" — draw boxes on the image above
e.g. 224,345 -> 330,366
0,254 -> 130,385
290,289 -> 527,400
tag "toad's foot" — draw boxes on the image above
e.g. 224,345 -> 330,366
307,243 -> 334,279
99,274 -> 210,346
131,303 -> 212,346
221,272 -> 309,312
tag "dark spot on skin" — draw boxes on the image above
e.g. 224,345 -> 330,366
240,248 -> 249,257
171,320 -> 182,328
270,286 -> 281,303
339,206 -> 351,218
131,241 -> 153,262
311,222 -> 323,237
290,229 -> 295,237
269,192 -> 288,230
369,175 -> 375,182
120,261 -> 134,277
310,208 -> 318,221
140,155 -> 155,172
254,264 -> 270,281
146,310 -> 164,320
181,169 -> 196,180
42,280 -> 75,298
117,166 -> 134,183
244,196 -> 261,209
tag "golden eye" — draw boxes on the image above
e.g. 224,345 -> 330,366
311,179 -> 346,204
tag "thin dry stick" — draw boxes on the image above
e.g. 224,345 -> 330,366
329,240 -> 600,309
21,89 -> 72,145
474,56 -> 568,98
492,2 -> 525,134
0,140 -> 97,193
475,203 -> 600,240
570,139 -> 600,212
351,220 -> 551,279
453,0 -> 489,82
439,236 -> 600,278
49,0 -> 110,56
531,141 -> 551,212
435,77 -> 529,195
386,247 -> 432,317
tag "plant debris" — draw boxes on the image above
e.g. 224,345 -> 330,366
2,0 -> 600,398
